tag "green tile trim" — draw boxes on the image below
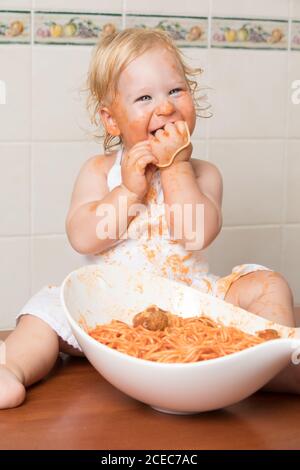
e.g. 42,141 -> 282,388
213,16 -> 289,23
179,45 -> 207,48
34,41 -> 96,46
0,10 -> 30,14
0,40 -> 30,45
211,45 -> 288,51
35,11 -> 121,16
126,13 -> 208,20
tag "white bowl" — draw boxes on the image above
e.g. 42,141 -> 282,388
61,264 -> 300,414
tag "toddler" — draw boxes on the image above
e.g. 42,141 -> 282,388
0,28 -> 298,409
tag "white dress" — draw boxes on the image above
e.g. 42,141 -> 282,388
16,147 -> 270,350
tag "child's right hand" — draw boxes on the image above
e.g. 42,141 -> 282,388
121,141 -> 159,200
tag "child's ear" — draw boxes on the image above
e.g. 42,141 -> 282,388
99,107 -> 121,136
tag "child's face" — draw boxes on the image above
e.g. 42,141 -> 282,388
103,47 -> 196,150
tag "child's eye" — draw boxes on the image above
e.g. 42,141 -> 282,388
169,88 -> 182,95
136,88 -> 182,101
137,95 -> 151,102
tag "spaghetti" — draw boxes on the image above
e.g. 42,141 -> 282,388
155,121 -> 191,168
86,305 -> 280,363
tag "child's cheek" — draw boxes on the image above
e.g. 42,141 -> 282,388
180,92 -> 196,116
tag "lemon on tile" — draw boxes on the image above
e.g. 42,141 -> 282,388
50,23 -> 63,38
225,29 -> 237,42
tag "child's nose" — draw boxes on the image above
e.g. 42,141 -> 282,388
154,98 -> 175,116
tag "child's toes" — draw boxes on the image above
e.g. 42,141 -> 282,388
0,365 -> 26,409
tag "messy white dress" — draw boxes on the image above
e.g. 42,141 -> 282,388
16,147 -> 270,350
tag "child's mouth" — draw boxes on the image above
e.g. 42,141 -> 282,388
150,126 -> 165,137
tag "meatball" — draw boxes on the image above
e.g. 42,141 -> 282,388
133,305 -> 169,331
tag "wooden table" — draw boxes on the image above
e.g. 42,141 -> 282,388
1,310 -> 300,450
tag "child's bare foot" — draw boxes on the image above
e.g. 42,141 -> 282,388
0,365 -> 26,409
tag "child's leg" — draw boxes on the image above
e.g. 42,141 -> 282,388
0,314 -> 59,409
224,270 -> 300,393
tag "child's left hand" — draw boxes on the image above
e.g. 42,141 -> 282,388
149,120 -> 192,167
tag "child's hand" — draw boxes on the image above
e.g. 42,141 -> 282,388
149,120 -> 192,167
121,141 -> 159,200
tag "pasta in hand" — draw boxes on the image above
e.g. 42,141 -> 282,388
150,121 -> 191,168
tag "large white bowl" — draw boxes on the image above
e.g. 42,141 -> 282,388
61,264 -> 300,414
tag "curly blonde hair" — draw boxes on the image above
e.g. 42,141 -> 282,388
86,27 -> 211,154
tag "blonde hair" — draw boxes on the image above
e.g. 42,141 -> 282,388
86,27 -> 211,154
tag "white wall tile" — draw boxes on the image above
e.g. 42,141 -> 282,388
209,49 -> 288,138
32,45 -> 93,141
0,0 -> 32,8
206,226 -> 282,277
182,47 -> 209,78
0,144 -> 30,235
0,238 -> 30,329
191,139 -> 208,160
286,141 -> 300,223
0,47 -> 31,141
182,47 -> 210,140
32,141 -> 100,234
126,0 -> 210,16
292,0 -> 300,18
33,0 -> 122,12
31,235 -> 83,292
212,0 -> 289,18
282,226 -> 300,304
288,52 -> 300,138
209,140 -> 285,225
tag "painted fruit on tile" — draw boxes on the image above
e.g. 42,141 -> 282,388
225,29 -> 237,42
6,20 -> 24,37
237,27 -> 249,42
63,22 -> 77,37
50,23 -> 63,38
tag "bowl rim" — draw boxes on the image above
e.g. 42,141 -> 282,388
60,266 -> 298,370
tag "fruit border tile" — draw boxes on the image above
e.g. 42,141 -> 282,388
291,20 -> 300,51
212,17 -> 288,50
0,9 -> 299,51
0,10 -> 31,44
34,11 -> 122,45
125,14 -> 208,48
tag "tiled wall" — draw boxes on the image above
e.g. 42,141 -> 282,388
0,0 -> 300,329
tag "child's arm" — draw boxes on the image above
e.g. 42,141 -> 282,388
66,143 -> 157,255
160,159 -> 223,251
66,155 -> 138,255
